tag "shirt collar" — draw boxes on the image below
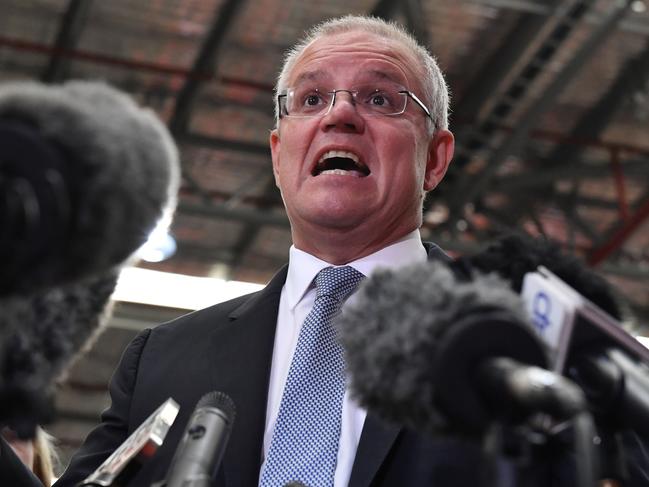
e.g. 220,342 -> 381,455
284,229 -> 427,310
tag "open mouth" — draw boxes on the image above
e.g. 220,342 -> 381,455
312,150 -> 370,177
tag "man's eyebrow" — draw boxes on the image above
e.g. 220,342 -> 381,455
362,69 -> 406,84
292,70 -> 328,85
291,69 -> 407,86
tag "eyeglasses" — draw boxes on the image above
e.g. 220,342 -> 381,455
277,84 -> 433,122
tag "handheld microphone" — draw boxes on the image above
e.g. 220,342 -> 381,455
467,234 -> 649,435
79,398 -> 179,487
162,391 -> 236,487
521,266 -> 649,436
337,261 -> 584,435
0,80 -> 180,296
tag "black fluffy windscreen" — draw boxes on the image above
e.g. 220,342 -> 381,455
463,234 -> 621,319
336,261 -> 529,434
0,270 -> 118,434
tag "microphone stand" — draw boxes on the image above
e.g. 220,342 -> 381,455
481,412 -> 599,487
593,428 -> 628,487
475,362 -> 599,487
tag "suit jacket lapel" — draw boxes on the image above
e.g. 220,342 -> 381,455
348,242 -> 451,487
347,414 -> 400,487
211,266 -> 288,487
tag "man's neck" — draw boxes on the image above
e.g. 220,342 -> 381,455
292,227 -> 420,265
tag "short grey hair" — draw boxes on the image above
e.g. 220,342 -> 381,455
274,15 -> 450,132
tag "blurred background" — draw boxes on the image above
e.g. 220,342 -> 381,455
1,0 -> 648,472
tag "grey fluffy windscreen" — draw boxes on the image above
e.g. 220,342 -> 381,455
0,80 -> 180,292
336,261 -> 528,434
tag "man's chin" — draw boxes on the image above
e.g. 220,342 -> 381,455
295,207 -> 373,232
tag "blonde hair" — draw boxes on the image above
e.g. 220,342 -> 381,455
275,15 -> 450,132
32,427 -> 58,486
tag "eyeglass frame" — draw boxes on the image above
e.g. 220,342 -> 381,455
277,87 -> 435,125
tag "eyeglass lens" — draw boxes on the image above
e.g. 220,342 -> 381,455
283,84 -> 408,117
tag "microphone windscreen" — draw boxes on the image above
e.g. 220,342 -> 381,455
0,80 -> 180,294
464,234 -> 621,319
337,261 -> 531,434
0,270 -> 118,433
197,390 -> 236,421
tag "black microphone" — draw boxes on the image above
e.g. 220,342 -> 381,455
0,270 -> 119,435
461,233 -> 621,318
0,80 -> 180,296
79,398 -> 180,487
162,391 -> 236,487
465,234 -> 649,435
337,261 -> 585,436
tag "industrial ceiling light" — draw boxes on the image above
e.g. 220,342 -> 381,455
137,217 -> 177,262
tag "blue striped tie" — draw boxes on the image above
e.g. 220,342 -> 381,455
260,266 -> 365,487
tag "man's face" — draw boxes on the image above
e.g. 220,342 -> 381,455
271,31 -> 454,252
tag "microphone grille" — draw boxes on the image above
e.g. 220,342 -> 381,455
196,391 -> 236,421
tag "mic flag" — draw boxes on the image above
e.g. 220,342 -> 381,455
79,398 -> 179,487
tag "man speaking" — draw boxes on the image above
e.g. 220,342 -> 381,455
14,13 -> 489,486
51,15 -> 460,487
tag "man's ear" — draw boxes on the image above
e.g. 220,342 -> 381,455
424,129 -> 454,191
270,128 -> 281,187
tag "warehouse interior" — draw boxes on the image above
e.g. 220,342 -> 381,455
1,0 -> 648,471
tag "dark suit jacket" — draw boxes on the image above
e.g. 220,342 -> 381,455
51,242 -> 497,487
21,241 -> 637,487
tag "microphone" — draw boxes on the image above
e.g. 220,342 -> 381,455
162,391 -> 236,487
79,398 -> 179,487
0,80 -> 180,432
0,270 -> 119,435
466,234 -> 649,435
0,80 -> 180,296
337,261 -> 585,436
461,234 -> 621,317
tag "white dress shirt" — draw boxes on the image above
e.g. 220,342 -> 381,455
260,230 -> 428,486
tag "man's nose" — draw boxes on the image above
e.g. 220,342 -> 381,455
320,91 -> 365,133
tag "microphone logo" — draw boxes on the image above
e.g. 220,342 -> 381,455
532,291 -> 551,333
522,269 -> 580,371
188,424 -> 206,439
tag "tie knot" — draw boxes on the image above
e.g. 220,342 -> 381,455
315,266 -> 364,303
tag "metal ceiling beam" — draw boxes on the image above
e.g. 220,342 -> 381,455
0,35 -> 212,78
179,132 -> 270,157
402,0 -> 430,48
177,202 -> 289,228
554,193 -> 622,211
600,262 -> 649,281
171,241 -> 238,266
41,0 -> 93,82
492,158 -> 649,189
371,0 -> 401,19
588,191 -> 649,266
371,0 -> 430,47
489,35 -> 649,246
227,177 -> 281,273
545,37 -> 649,168
470,0 -> 649,35
450,0 -> 632,216
169,0 -> 247,136
0,35 -> 275,96
451,2 -> 560,125
442,0 -> 592,221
